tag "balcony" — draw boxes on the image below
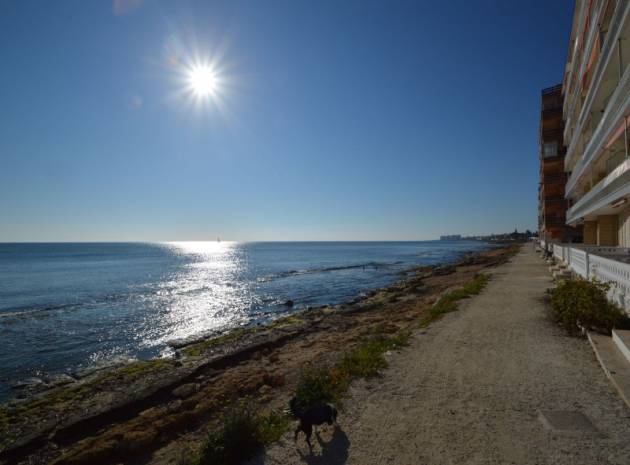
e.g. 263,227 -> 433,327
565,63 -> 630,197
565,1 -> 630,173
566,157 -> 630,224
563,0 -> 610,145
563,0 -> 589,117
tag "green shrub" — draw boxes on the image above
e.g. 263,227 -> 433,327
339,333 -> 409,378
546,278 -> 629,335
420,274 -> 490,327
292,331 -> 410,412
192,404 -> 290,465
292,365 -> 348,413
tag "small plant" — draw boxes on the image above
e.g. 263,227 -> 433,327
339,333 -> 409,378
292,330 -> 410,412
546,278 -> 630,335
420,274 -> 490,327
186,404 -> 290,465
292,365 -> 348,413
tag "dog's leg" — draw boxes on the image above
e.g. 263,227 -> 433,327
294,423 -> 301,442
304,424 -> 313,449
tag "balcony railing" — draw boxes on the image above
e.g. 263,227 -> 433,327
564,0 -> 609,144
565,1 -> 630,174
566,64 -> 630,196
566,157 -> 630,224
542,84 -> 562,95
563,0 -> 590,116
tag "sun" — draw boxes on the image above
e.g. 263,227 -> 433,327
187,64 -> 217,98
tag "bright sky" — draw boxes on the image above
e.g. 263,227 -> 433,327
0,1 -> 573,242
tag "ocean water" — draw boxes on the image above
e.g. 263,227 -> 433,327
0,241 -> 489,401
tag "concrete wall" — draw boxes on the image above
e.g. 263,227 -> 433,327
584,221 -> 597,244
598,215 -> 618,246
619,207 -> 630,247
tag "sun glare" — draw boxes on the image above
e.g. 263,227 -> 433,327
187,64 -> 217,98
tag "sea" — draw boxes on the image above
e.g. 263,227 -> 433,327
0,240 -> 490,402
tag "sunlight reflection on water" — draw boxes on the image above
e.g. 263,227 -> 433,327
137,241 -> 251,348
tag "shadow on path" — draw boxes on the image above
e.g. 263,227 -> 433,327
298,426 -> 350,465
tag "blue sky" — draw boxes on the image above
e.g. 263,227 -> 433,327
0,1 -> 573,241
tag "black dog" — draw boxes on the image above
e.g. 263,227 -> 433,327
289,397 -> 338,447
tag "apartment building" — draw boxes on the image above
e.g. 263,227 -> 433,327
562,0 -> 630,246
539,84 -> 583,242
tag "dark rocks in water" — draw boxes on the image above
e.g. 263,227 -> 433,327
46,373 -> 76,387
284,300 -> 294,307
12,377 -> 45,389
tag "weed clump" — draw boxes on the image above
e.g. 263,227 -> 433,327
292,330 -> 410,412
419,274 -> 490,327
292,366 -> 348,413
546,278 -> 630,335
185,404 -> 289,465
339,333 -> 409,378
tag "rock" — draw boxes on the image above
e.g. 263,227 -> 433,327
258,384 -> 272,395
139,407 -> 160,417
47,373 -> 76,387
12,377 -> 45,388
284,300 -> 294,307
166,399 -> 183,413
171,383 -> 199,398
263,372 -> 285,387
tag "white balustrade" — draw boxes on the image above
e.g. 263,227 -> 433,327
589,253 -> 630,311
546,243 -> 630,313
568,247 -> 588,279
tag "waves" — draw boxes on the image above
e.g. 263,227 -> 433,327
0,260 -> 405,319
256,261 -> 402,283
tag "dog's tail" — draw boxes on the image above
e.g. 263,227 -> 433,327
288,397 -> 303,419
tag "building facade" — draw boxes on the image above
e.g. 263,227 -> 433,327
538,84 -> 582,242
562,0 -> 630,246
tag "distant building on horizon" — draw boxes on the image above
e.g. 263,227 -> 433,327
560,0 -> 630,246
538,84 -> 582,243
439,234 -> 462,241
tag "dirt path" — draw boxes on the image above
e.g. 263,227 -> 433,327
256,246 -> 630,465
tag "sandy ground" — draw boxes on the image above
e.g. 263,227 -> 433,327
256,246 -> 630,465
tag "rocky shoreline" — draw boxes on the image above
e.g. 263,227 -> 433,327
0,243 -> 518,465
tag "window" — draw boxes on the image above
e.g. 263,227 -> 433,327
543,141 -> 558,157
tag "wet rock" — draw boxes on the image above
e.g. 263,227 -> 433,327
171,383 -> 199,398
284,300 -> 294,307
12,377 -> 44,389
139,407 -> 160,417
47,373 -> 76,387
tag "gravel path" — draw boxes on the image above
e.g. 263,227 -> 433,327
255,246 -> 630,465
